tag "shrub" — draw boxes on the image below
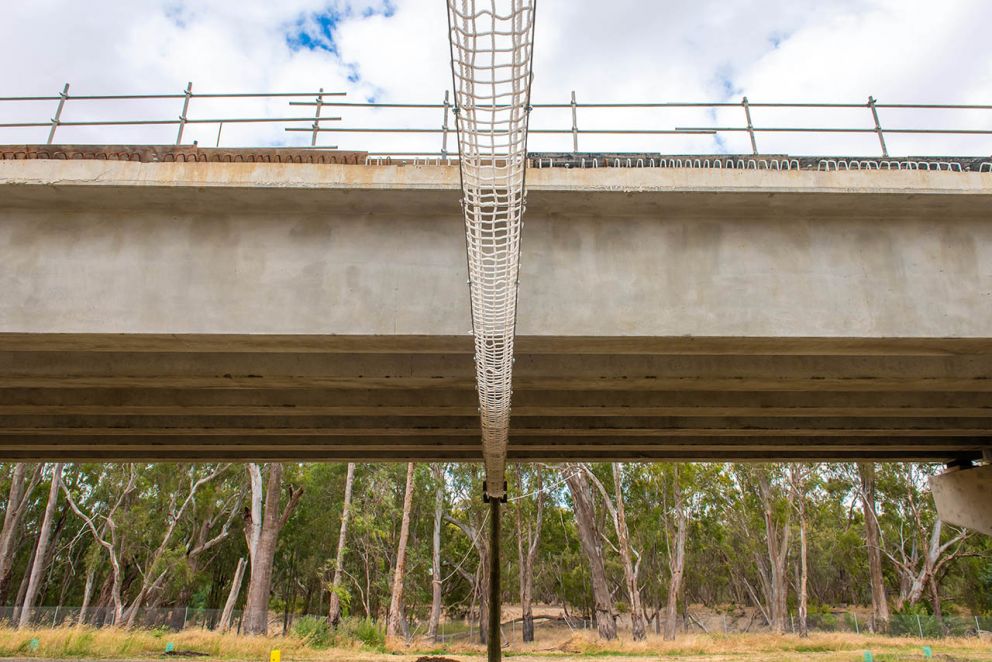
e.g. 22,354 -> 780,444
292,615 -> 330,649
339,618 -> 385,651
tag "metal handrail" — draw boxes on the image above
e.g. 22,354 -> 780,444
2,84 -> 991,157
0,83 -> 347,146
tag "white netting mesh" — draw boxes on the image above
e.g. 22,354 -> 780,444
447,0 -> 536,498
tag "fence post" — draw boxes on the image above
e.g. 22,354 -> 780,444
176,82 -> 193,145
742,96 -> 758,155
47,83 -> 70,145
310,88 -> 324,147
441,90 -> 451,159
53,605 -> 59,627
976,615 -> 981,635
916,614 -> 924,638
853,612 -> 859,635
570,90 -> 579,153
868,96 -> 888,157
183,606 -> 188,630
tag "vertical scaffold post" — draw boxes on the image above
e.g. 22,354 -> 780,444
176,82 -> 193,145
742,96 -> 758,155
46,83 -> 70,145
310,88 -> 324,147
570,90 -> 579,153
485,487 -> 504,662
441,90 -> 451,159
868,95 -> 888,157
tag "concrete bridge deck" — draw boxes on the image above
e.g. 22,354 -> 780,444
1,153 -> 990,462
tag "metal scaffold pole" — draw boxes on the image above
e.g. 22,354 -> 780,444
487,494 -> 502,661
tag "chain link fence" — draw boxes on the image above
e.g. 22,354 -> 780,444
2,606 -> 990,640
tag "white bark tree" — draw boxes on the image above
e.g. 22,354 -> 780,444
514,465 -> 543,642
428,463 -> 445,641
123,464 -> 230,627
386,462 -> 416,639
218,557 -> 247,632
0,464 -> 42,602
328,463 -> 356,627
662,465 -> 687,641
18,463 -> 63,628
242,463 -> 304,635
857,463 -> 891,632
564,465 -> 616,640
61,465 -> 137,625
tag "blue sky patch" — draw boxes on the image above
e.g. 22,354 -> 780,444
286,2 -> 397,54
286,11 -> 342,54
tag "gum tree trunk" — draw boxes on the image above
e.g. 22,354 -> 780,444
0,464 -> 41,602
858,463 -> 890,632
218,557 -> 246,632
428,464 -> 445,641
328,463 -> 356,627
664,466 -> 687,641
515,465 -> 543,642
18,463 -> 63,628
242,464 -> 304,635
386,463 -> 415,639
756,468 -> 791,634
612,463 -> 646,640
564,466 -> 616,640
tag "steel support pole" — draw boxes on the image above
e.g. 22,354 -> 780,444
570,90 -> 579,153
46,83 -> 70,145
176,82 -> 193,145
487,495 -> 501,662
310,88 -> 324,146
868,96 -> 888,157
742,96 -> 758,155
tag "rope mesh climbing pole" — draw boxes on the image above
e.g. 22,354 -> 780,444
447,0 -> 537,499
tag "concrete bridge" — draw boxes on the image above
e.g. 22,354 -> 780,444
1,148 -> 990,466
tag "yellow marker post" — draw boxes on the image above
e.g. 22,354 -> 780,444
270,650 -> 280,662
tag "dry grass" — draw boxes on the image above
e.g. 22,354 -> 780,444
0,626 -> 321,660
390,630 -> 992,661
0,626 -> 989,662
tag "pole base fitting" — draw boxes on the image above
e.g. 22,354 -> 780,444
483,481 -> 508,503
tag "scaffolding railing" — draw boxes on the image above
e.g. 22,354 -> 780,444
2,84 -> 992,158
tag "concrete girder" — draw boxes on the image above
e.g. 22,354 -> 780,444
0,158 -> 990,465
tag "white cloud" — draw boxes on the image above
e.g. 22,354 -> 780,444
1,0 -> 990,156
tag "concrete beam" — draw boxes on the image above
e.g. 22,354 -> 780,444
1,159 -> 990,463
931,464 -> 992,536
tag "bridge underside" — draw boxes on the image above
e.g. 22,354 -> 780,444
1,333 -> 988,463
1,156 -> 990,463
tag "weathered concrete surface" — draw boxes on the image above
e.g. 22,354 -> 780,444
0,158 -> 990,462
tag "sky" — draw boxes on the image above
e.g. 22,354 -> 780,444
1,0 -> 991,156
